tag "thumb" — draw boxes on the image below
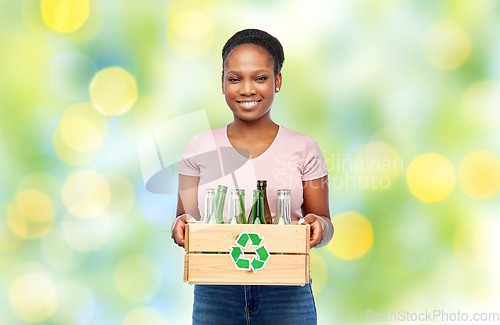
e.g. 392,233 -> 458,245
299,213 -> 318,225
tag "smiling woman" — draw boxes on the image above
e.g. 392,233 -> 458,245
170,29 -> 334,325
222,44 -> 281,125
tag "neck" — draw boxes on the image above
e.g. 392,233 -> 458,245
229,111 -> 278,137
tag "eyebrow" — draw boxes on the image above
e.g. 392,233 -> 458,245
226,69 -> 269,74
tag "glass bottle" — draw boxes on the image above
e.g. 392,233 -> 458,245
226,189 -> 247,224
249,189 -> 266,224
202,188 -> 215,223
205,185 -> 227,224
274,189 -> 292,225
256,180 -> 273,224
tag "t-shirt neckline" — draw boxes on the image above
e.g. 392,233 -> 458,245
224,124 -> 281,161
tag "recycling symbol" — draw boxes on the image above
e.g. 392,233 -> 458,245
230,232 -> 270,273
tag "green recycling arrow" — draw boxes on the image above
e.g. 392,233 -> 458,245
236,233 -> 249,248
251,257 -> 265,271
248,233 -> 263,246
236,257 -> 250,270
230,232 -> 270,272
230,246 -> 243,262
255,246 -> 269,262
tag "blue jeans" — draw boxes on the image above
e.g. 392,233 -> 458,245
192,283 -> 317,325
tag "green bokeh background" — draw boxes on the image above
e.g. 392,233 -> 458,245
1,0 -> 499,324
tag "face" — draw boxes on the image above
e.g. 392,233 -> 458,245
222,44 -> 282,123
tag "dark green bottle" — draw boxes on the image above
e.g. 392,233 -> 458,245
249,189 -> 266,224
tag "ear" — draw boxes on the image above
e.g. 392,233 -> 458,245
275,72 -> 282,92
221,72 -> 225,94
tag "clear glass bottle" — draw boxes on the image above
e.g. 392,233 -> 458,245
205,185 -> 227,224
249,189 -> 266,224
274,189 -> 292,225
202,188 -> 215,223
226,189 -> 246,224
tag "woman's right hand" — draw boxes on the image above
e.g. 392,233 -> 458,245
171,214 -> 197,248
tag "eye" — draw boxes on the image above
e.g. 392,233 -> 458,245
228,77 -> 239,82
256,76 -> 268,82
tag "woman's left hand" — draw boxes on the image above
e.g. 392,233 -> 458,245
299,213 -> 324,248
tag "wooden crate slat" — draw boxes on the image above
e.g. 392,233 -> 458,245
184,253 -> 189,282
186,223 -> 309,254
186,253 -> 307,286
306,254 -> 310,284
184,221 -> 190,252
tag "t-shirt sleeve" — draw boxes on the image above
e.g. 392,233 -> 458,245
302,136 -> 328,181
178,133 -> 201,176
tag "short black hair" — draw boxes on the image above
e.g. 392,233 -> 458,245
222,29 -> 285,76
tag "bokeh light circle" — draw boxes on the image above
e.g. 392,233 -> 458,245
327,211 -> 373,260
132,95 -> 180,136
458,151 -> 500,200
53,103 -> 108,165
62,170 -> 110,218
423,22 -> 470,70
17,173 -> 63,213
105,173 -> 135,219
52,280 -> 96,325
113,254 -> 162,302
462,81 -> 500,129
16,189 -> 54,222
9,273 -> 58,322
61,0 -> 104,43
0,202 -> 23,251
60,116 -> 102,151
41,229 -> 87,270
309,250 -> 328,295
89,67 -> 138,116
122,307 -> 167,325
372,127 -> 416,163
353,141 -> 402,189
406,153 -> 455,202
166,1 -> 215,59
61,212 -> 111,252
41,0 -> 90,33
7,190 -> 55,239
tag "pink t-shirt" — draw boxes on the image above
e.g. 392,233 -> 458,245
178,125 -> 328,222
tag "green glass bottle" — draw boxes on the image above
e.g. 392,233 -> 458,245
247,180 -> 273,224
249,189 -> 266,224
205,185 -> 227,224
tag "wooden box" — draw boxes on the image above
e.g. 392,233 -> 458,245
184,223 -> 310,286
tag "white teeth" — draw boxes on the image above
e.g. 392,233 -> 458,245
240,101 -> 258,106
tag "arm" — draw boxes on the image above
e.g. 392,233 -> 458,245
301,175 -> 334,248
171,174 -> 201,248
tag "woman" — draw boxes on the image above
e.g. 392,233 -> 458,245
171,29 -> 333,325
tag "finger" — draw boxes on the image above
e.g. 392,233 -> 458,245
298,214 -> 319,246
299,213 -> 317,225
309,221 -> 323,247
172,223 -> 186,247
180,214 -> 197,223
172,234 -> 185,248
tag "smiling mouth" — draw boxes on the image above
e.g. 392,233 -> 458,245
237,100 -> 261,107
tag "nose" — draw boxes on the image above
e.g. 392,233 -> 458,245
239,79 -> 256,96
